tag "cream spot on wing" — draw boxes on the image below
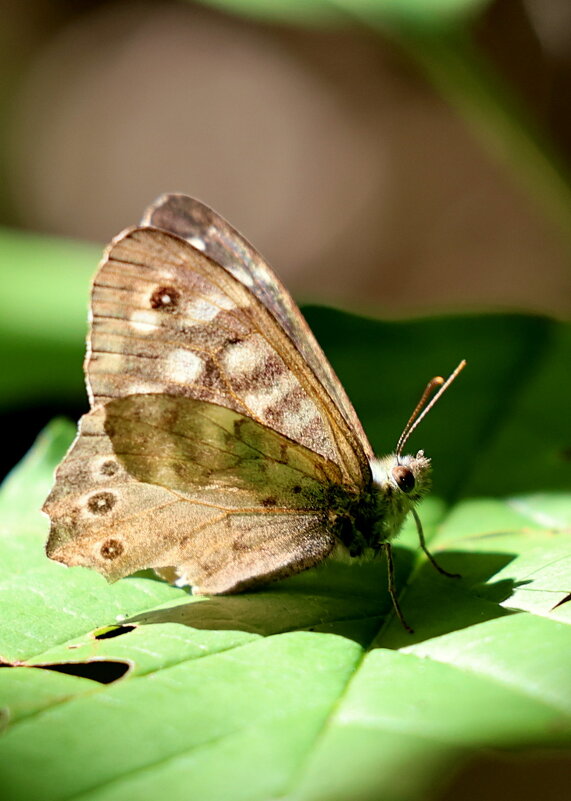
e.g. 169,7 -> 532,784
222,337 -> 260,376
129,309 -> 161,333
165,349 -> 203,383
189,236 -> 206,252
244,374 -> 298,415
272,398 -> 321,440
129,381 -> 161,395
233,267 -> 255,287
208,291 -> 238,312
186,299 -> 220,323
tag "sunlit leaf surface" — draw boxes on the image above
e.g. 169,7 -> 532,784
1,309 -> 569,801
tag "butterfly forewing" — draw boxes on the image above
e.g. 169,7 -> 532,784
142,194 -> 374,460
88,226 -> 369,487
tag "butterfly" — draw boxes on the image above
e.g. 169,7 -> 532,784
43,193 -> 464,631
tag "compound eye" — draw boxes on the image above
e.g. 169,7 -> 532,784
392,465 -> 416,493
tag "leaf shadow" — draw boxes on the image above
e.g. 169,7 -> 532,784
124,548 -> 523,649
377,550 -> 523,649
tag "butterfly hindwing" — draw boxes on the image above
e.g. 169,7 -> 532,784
103,394 -> 343,502
44,396 -> 339,592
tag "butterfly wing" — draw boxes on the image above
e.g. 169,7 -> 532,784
44,396 -> 339,592
43,222 -> 371,589
142,193 -> 374,460
87,226 -> 370,486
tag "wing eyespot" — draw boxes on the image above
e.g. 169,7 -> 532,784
100,539 -> 124,560
149,285 -> 180,311
87,492 -> 116,515
100,460 -> 118,477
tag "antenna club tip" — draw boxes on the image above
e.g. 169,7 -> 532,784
395,358 -> 467,456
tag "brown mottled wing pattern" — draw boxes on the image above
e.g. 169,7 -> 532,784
43,208 -> 374,592
87,226 -> 369,487
142,193 -> 374,460
44,396 -> 337,592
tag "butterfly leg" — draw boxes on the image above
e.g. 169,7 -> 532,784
411,508 -> 460,579
383,542 -> 413,634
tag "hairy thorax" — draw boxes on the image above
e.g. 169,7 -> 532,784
328,451 -> 432,557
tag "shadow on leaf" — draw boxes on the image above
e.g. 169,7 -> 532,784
124,549 -> 521,649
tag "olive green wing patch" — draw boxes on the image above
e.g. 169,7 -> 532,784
43,396 -> 339,593
104,394 -> 342,507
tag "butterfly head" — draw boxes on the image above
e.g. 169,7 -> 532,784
364,360 -> 466,533
370,450 -> 431,504
373,360 -> 466,504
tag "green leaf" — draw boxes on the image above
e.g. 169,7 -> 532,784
0,227 -> 96,409
193,0 -> 491,29
0,311 -> 570,801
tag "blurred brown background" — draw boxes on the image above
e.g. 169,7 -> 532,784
1,0 -> 570,317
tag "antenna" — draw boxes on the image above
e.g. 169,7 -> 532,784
395,360 -> 466,460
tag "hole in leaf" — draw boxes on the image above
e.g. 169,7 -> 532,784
40,661 -> 130,683
0,660 -> 130,684
93,624 -> 136,640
